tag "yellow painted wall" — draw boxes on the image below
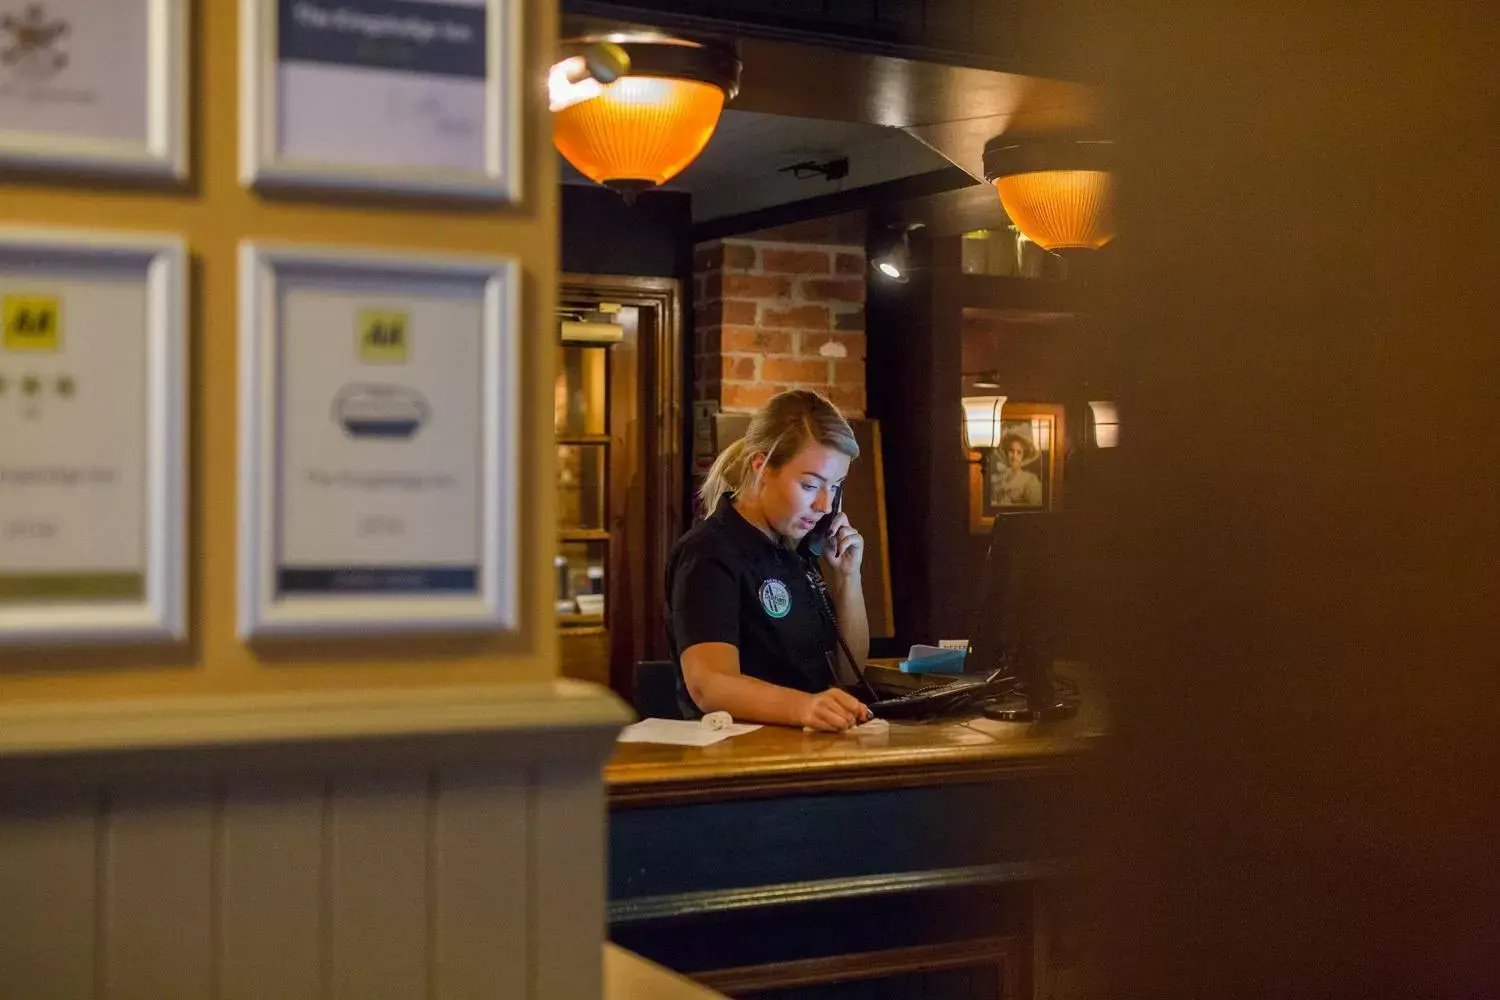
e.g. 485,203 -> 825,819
0,0 -> 559,700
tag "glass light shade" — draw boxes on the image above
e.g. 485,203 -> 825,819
1089,400 -> 1120,448
993,170 -> 1114,252
962,395 -> 1007,450
553,76 -> 726,188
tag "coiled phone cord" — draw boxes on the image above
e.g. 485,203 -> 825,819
804,561 -> 881,703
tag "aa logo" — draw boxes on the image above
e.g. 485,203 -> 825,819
358,309 -> 409,364
758,578 -> 792,619
3,294 -> 60,352
0,6 -> 70,82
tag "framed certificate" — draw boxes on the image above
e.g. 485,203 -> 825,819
239,0 -> 520,200
0,227 -> 185,645
0,0 -> 187,179
237,241 -> 518,637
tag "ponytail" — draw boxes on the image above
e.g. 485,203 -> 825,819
698,438 -> 751,514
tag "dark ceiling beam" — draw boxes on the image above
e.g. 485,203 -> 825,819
862,181 -> 1012,239
691,167 -> 977,243
561,1 -> 1095,81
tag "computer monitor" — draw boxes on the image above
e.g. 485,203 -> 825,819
965,444 -> 1116,718
862,513 -> 1081,722
965,512 -> 1066,714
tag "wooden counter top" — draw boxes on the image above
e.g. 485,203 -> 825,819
606,709 -> 1105,808
604,944 -> 725,998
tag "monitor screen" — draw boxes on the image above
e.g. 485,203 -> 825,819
965,445 -> 1118,709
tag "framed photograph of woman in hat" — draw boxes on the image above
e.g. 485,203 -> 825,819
969,402 -> 1065,532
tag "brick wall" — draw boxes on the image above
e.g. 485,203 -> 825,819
692,238 -> 867,417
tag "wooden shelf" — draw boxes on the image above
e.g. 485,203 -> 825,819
958,273 -> 1082,318
560,529 -> 611,542
556,434 -> 612,446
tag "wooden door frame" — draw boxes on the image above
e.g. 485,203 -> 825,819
559,273 -> 683,696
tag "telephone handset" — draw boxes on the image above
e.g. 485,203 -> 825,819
797,487 -> 842,561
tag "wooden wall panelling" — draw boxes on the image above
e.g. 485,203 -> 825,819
220,780 -> 325,1000
430,770 -> 530,1000
0,767 -> 541,999
532,764 -> 610,999
0,786 -> 98,1000
328,776 -> 429,999
105,783 -> 216,1000
561,186 -> 693,281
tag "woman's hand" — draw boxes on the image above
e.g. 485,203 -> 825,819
799,687 -> 871,732
819,510 -> 865,581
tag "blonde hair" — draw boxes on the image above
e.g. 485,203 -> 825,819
699,390 -> 859,514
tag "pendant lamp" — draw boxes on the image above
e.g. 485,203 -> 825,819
552,35 -> 741,205
982,138 -> 1114,252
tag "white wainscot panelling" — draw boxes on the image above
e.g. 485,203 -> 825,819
0,682 -> 627,1000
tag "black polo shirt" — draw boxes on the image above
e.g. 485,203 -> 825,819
665,494 -> 839,716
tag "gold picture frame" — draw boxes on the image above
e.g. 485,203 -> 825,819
968,402 -> 1065,533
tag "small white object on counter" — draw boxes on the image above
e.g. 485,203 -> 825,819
701,711 -> 733,730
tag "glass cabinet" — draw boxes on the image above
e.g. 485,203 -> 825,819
555,276 -> 682,693
555,321 -> 615,627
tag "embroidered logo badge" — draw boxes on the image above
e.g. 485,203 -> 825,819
758,578 -> 792,619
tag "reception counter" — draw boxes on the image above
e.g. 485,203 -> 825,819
604,674 -> 1106,999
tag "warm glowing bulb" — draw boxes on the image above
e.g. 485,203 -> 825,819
878,262 -> 901,278
548,57 -> 606,112
962,396 -> 1007,450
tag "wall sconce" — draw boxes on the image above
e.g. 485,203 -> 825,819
551,34 -> 741,205
962,395 -> 1007,451
981,138 -> 1114,252
1088,400 -> 1119,448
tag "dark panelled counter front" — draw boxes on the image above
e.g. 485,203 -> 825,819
604,691 -> 1104,999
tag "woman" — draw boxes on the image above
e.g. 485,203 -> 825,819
992,431 -> 1043,507
666,390 -> 871,732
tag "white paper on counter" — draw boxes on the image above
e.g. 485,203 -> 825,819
616,718 -> 762,747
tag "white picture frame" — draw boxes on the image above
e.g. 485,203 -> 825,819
239,0 -> 520,201
237,241 -> 518,638
0,227 -> 186,645
0,0 -> 187,180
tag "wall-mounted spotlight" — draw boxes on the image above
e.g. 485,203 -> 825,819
870,223 -> 924,283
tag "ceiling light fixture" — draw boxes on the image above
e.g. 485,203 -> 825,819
982,138 -> 1114,253
551,35 -> 741,205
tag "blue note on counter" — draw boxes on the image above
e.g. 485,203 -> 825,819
898,644 -> 968,674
